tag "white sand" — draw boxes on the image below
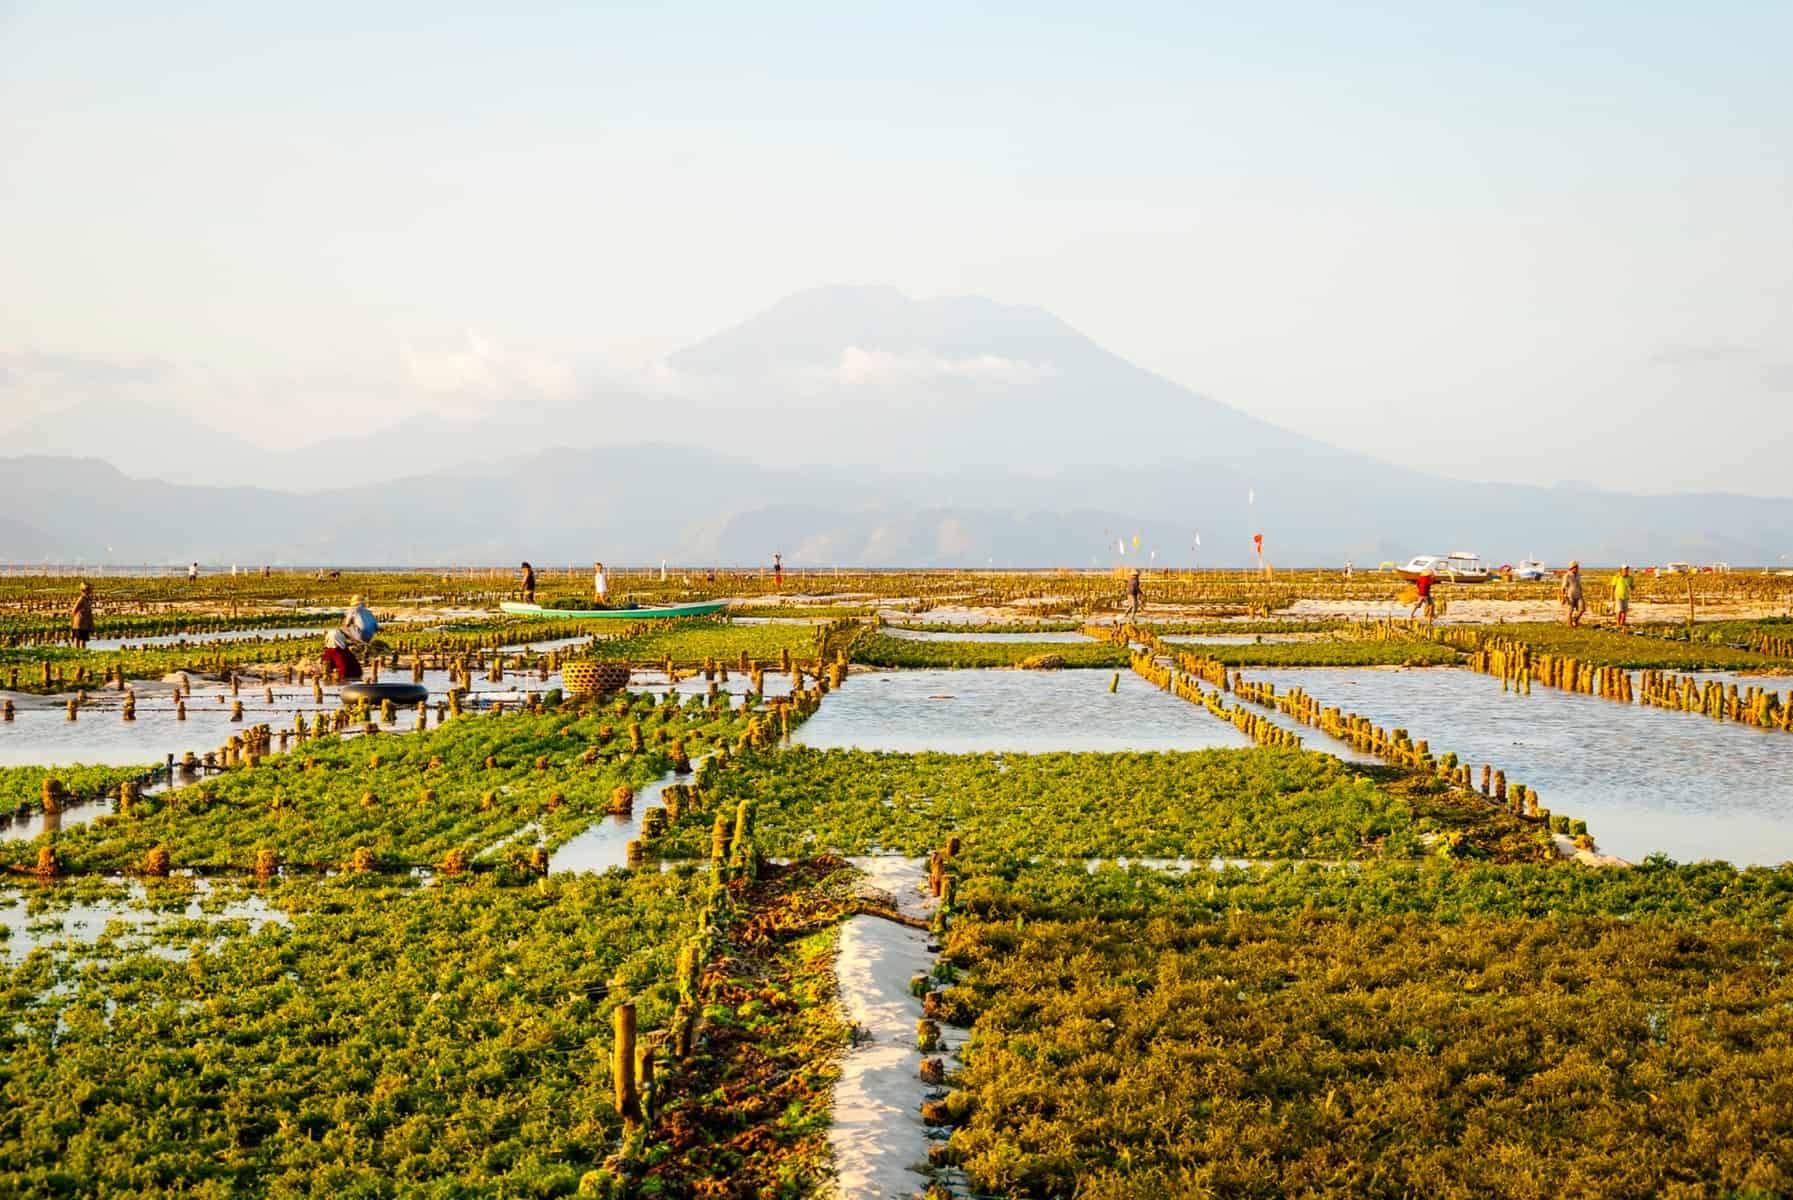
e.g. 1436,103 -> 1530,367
829,857 -> 965,1200
830,916 -> 936,1200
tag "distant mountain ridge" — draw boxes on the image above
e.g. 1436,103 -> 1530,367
2,286 -> 1789,565
1,446 -> 1787,568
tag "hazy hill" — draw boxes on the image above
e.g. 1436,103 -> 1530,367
2,286 -> 1789,565
2,445 -> 1788,568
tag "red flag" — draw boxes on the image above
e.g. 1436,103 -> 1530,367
1252,533 -> 1263,554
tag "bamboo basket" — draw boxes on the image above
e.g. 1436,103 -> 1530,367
563,661 -> 630,696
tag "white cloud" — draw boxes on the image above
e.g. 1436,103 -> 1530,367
791,346 -> 1055,390
401,335 -> 576,419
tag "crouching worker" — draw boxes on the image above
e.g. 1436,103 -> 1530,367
322,595 -> 378,681
322,629 -> 362,682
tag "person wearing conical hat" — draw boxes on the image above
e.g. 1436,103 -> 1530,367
70,582 -> 95,650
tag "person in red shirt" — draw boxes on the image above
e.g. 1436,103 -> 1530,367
1410,568 -> 1436,623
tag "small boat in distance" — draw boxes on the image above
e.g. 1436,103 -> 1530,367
1396,552 -> 1493,584
1511,558 -> 1548,581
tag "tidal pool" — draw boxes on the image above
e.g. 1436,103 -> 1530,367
796,669 -> 1252,754
880,628 -> 1095,644
0,879 -> 289,964
86,627 -> 326,651
1249,666 -> 1793,867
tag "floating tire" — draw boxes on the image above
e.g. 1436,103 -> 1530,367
340,682 -> 430,706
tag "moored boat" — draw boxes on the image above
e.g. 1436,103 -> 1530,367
1396,552 -> 1492,584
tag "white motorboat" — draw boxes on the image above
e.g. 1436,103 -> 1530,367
1511,558 -> 1548,581
1396,552 -> 1492,584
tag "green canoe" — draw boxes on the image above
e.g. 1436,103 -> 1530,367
499,601 -> 728,620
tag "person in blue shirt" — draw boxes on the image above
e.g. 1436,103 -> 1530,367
343,595 -> 378,645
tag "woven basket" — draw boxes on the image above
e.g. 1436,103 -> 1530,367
563,661 -> 630,696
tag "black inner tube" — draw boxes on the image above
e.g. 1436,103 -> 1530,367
340,682 -> 430,706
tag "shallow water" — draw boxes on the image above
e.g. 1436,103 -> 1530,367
1250,667 -> 1793,866
547,767 -> 687,874
0,668 -> 567,768
1163,634 -> 1311,645
86,626 -> 325,651
0,879 -> 289,964
796,669 -> 1252,754
0,797 -> 116,844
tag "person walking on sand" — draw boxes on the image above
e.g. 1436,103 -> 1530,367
1611,563 -> 1635,629
1561,561 -> 1585,627
70,582 -> 95,649
188,562 -> 199,583
593,561 -> 609,606
519,561 -> 536,604
1125,569 -> 1143,621
773,552 -> 784,589
1410,565 -> 1436,623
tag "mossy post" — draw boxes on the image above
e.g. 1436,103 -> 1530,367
710,813 -> 730,866
613,1003 -> 641,1124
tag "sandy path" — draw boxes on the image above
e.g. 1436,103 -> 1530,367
829,857 -> 959,1200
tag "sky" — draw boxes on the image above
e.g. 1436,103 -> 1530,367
2,0 -> 1790,495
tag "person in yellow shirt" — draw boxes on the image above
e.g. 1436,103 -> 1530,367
1611,564 -> 1635,628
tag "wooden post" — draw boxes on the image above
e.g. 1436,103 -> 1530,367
613,1003 -> 640,1124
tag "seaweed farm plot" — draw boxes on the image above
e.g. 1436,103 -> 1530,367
1252,666 -> 1793,866
797,669 -> 1252,753
0,690 -> 762,874
644,747 -> 1546,863
878,628 -> 1097,644
930,863 -> 1793,1199
0,872 -> 704,1197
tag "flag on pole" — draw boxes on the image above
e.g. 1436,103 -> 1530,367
1117,538 -> 1126,555
1193,531 -> 1201,547
1132,535 -> 1140,548
1253,533 -> 1264,556
1248,488 -> 1256,506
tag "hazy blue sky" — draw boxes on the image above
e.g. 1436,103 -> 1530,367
3,1 -> 1789,494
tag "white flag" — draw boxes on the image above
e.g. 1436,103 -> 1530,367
1193,531 -> 1202,547
1117,538 -> 1126,555
1248,488 -> 1255,506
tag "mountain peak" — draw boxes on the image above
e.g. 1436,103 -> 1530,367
667,284 -> 1095,375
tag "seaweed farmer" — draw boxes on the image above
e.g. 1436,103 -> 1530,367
343,594 -> 378,645
1410,566 -> 1436,623
773,552 -> 784,589
323,594 -> 378,681
593,561 -> 609,606
70,582 -> 94,649
1125,569 -> 1143,621
1611,563 -> 1634,628
520,561 -> 536,603
1561,561 -> 1585,627
322,629 -> 362,681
